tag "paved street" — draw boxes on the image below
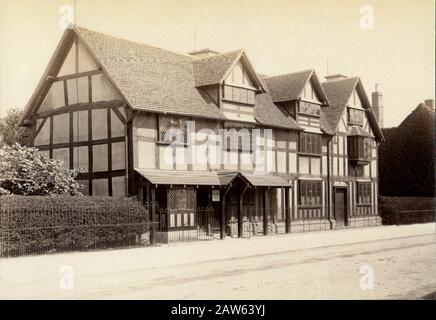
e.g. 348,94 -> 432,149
0,223 -> 435,299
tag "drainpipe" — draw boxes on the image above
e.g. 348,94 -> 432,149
238,182 -> 250,238
327,136 -> 333,229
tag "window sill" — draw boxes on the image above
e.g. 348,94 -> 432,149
297,112 -> 321,118
221,98 -> 255,106
297,205 -> 323,209
156,140 -> 188,147
298,152 -> 322,157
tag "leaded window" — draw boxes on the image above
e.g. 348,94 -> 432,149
298,101 -> 321,117
223,85 -> 255,105
348,136 -> 372,162
167,187 -> 196,228
158,115 -> 188,144
357,183 -> 371,205
348,108 -> 364,126
299,132 -> 322,155
298,180 -> 322,206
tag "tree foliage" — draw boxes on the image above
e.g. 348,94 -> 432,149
0,143 -> 82,196
0,108 -> 30,146
379,103 -> 435,197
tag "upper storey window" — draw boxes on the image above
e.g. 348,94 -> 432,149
223,85 -> 255,105
158,115 -> 188,144
298,101 -> 321,117
348,108 -> 364,126
298,132 -> 322,156
223,61 -> 256,105
348,136 -> 372,163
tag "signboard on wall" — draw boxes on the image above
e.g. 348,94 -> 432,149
212,189 -> 220,202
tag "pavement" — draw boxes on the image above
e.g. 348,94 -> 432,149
0,223 -> 435,299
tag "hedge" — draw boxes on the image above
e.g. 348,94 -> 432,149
379,196 -> 435,225
0,195 -> 150,257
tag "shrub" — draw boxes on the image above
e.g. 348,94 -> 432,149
0,143 -> 82,196
379,196 -> 435,225
0,195 -> 150,257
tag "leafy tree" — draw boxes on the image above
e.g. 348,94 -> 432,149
0,143 -> 82,196
0,108 -> 30,146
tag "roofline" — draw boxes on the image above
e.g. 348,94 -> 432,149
323,77 -> 384,141
219,50 -> 267,93
263,69 -> 314,80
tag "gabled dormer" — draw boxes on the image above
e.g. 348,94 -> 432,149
322,76 -> 384,168
192,49 -> 266,122
264,70 -> 329,133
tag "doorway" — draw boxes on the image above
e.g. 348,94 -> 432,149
334,187 -> 348,227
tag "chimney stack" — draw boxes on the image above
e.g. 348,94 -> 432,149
424,99 -> 435,109
187,48 -> 220,59
372,84 -> 384,128
325,74 -> 347,82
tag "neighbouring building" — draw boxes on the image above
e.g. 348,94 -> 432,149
379,100 -> 435,197
20,26 -> 384,241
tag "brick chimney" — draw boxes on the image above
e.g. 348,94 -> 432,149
325,74 -> 347,82
372,84 -> 384,128
188,48 -> 220,58
424,99 -> 435,109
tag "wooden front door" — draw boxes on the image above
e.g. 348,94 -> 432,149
334,188 -> 348,227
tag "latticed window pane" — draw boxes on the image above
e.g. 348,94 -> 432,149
348,108 -> 364,126
299,132 -> 321,155
167,187 -> 196,228
357,183 -> 371,205
299,180 -> 322,206
159,116 -> 187,143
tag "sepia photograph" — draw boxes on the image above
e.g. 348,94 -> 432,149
0,0 -> 435,308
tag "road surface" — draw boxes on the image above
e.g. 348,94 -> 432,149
1,223 -> 435,299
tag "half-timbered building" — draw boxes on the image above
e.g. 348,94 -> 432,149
20,26 -> 384,241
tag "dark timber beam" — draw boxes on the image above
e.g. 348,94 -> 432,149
53,69 -> 102,82
285,187 -> 291,233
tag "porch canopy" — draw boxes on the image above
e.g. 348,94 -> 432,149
135,169 -> 291,187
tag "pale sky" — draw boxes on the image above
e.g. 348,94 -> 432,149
0,0 -> 434,127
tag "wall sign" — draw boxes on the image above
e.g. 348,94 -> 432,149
212,189 -> 220,202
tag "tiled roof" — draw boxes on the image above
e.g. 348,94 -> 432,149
321,77 -> 359,133
192,50 -> 243,87
264,70 -> 313,102
321,77 -> 384,141
262,70 -> 332,133
75,27 -> 225,120
254,93 -> 301,130
22,26 -> 300,130
347,125 -> 374,138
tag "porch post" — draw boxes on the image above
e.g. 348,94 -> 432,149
150,185 -> 156,245
237,190 -> 242,238
285,187 -> 291,233
220,187 -> 227,240
238,183 -> 249,238
263,187 -> 268,235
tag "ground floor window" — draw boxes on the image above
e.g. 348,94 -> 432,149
357,182 -> 371,205
167,186 -> 196,228
298,180 -> 322,207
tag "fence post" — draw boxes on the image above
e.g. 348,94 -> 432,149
150,188 -> 156,245
263,188 -> 268,236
